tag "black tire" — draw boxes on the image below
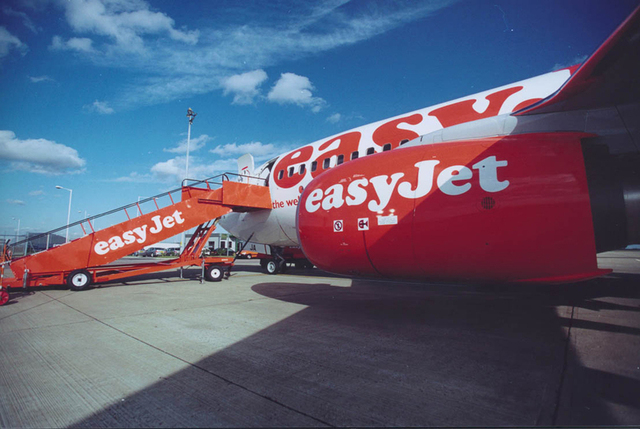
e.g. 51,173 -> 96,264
67,269 -> 92,291
265,259 -> 280,275
205,264 -> 224,282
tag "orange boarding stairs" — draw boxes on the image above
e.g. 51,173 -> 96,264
0,174 -> 270,304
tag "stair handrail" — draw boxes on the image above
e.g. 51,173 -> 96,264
8,172 -> 266,251
181,172 -> 266,189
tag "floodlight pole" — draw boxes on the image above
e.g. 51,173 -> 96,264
181,108 -> 197,253
185,107 -> 197,182
55,185 -> 72,243
12,217 -> 20,243
185,119 -> 191,181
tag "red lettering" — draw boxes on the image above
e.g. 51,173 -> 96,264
429,86 -> 523,128
273,145 -> 314,189
311,132 -> 361,179
372,114 -> 422,150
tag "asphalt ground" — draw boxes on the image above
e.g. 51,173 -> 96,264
1,251 -> 639,427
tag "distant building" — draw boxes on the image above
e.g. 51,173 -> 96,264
0,232 -> 65,257
27,232 -> 66,252
185,232 -> 237,252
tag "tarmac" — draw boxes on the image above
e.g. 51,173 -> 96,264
1,251 -> 639,427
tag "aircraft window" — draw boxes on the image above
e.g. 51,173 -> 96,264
323,158 -> 330,169
300,164 -> 306,175
351,151 -> 359,160
400,139 -> 410,145
366,147 -> 375,156
337,154 -> 344,165
288,166 -> 294,177
311,161 -> 317,172
278,170 -> 284,180
383,143 -> 392,152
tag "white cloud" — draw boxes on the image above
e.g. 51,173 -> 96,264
141,140 -> 275,185
2,7 -> 39,34
267,73 -> 326,111
28,190 -> 45,196
29,75 -> 55,83
84,100 -> 114,114
150,156 -> 236,184
46,1 -> 455,108
141,140 -> 284,185
0,130 -> 86,174
163,134 -> 212,153
326,113 -> 341,123
109,171 -> 154,183
210,141 -> 277,159
0,26 -> 28,59
6,199 -> 26,205
50,35 -> 95,53
150,157 -> 183,182
66,37 -> 94,53
61,0 -> 199,53
221,69 -> 268,105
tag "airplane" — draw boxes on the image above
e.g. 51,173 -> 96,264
219,6 -> 640,283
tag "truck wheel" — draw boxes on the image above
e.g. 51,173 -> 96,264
205,264 -> 224,282
67,269 -> 92,291
265,259 -> 280,275
0,289 -> 9,306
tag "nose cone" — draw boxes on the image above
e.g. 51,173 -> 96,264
297,147 -> 425,278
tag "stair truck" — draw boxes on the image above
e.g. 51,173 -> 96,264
0,174 -> 271,306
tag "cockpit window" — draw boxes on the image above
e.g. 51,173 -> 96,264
323,158 -> 330,169
337,154 -> 344,165
351,151 -> 359,160
366,147 -> 375,155
311,161 -> 317,172
278,169 -> 284,180
383,143 -> 392,152
300,164 -> 306,175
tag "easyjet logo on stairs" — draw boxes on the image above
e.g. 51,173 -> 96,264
93,210 -> 185,256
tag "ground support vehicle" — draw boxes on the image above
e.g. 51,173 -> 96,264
259,246 -> 314,275
0,174 -> 271,305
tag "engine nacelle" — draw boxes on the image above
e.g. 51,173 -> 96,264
297,132 -> 607,283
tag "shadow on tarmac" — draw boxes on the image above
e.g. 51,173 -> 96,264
69,267 -> 640,427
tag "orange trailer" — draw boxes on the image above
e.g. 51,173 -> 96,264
0,174 -> 271,305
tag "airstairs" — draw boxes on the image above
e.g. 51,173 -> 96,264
0,174 -> 271,305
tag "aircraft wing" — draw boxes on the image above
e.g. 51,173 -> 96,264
516,5 -> 640,115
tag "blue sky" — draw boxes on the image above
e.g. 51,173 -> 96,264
1,0 -> 638,240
